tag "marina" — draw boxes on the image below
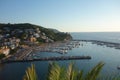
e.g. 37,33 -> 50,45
0,41 -> 84,63
1,40 -> 120,64
32,41 -> 80,54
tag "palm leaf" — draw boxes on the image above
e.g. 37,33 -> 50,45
23,64 -> 38,80
65,62 -> 78,80
47,62 -> 61,80
76,70 -> 83,80
85,62 -> 104,80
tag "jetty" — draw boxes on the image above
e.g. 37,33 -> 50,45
1,56 -> 91,63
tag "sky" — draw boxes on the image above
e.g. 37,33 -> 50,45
0,0 -> 120,32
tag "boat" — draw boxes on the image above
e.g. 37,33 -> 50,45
117,66 -> 120,69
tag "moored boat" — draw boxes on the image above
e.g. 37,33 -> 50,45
117,66 -> 120,69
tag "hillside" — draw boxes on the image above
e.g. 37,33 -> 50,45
0,23 -> 72,43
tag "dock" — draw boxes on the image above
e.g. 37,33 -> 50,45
1,56 -> 91,63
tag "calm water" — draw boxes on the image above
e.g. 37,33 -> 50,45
0,32 -> 120,80
71,32 -> 120,43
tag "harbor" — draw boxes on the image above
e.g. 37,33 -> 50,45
2,39 -> 120,64
1,38 -> 120,80
0,41 -> 91,64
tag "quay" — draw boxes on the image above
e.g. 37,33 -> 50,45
1,56 -> 91,63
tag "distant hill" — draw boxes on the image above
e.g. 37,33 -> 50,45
0,23 -> 72,42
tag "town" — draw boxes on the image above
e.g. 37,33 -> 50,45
0,23 -> 72,60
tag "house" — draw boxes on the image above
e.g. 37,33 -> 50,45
10,44 -> 15,49
41,36 -> 47,39
16,39 -> 20,43
34,33 -> 40,38
2,48 -> 10,56
30,37 -> 36,42
42,33 -> 46,36
36,28 -> 41,33
0,47 -> 10,56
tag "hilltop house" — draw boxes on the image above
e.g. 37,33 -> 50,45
30,36 -> 37,42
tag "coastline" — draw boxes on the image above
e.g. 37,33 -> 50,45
1,39 -> 120,64
0,41 -> 81,63
1,39 -> 120,80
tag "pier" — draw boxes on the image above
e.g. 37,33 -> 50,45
1,56 -> 91,63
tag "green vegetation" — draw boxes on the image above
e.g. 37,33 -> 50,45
47,62 -> 104,80
37,37 -> 45,43
23,62 -> 120,80
0,54 -> 5,59
9,48 -> 18,54
0,23 -> 72,42
23,64 -> 38,80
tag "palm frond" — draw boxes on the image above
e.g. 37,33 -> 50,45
85,62 -> 104,80
23,62 -> 106,80
23,64 -> 38,80
76,70 -> 83,80
47,62 -> 61,80
65,62 -> 78,80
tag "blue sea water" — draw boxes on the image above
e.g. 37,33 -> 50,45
0,32 -> 120,80
71,32 -> 120,43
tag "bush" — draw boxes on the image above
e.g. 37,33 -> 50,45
10,48 -> 18,54
0,54 -> 5,59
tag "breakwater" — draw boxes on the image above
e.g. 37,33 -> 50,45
1,56 -> 91,63
74,39 -> 120,49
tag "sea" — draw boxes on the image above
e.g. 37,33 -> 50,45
0,32 -> 120,80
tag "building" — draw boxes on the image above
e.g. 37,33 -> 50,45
0,47 -> 10,56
